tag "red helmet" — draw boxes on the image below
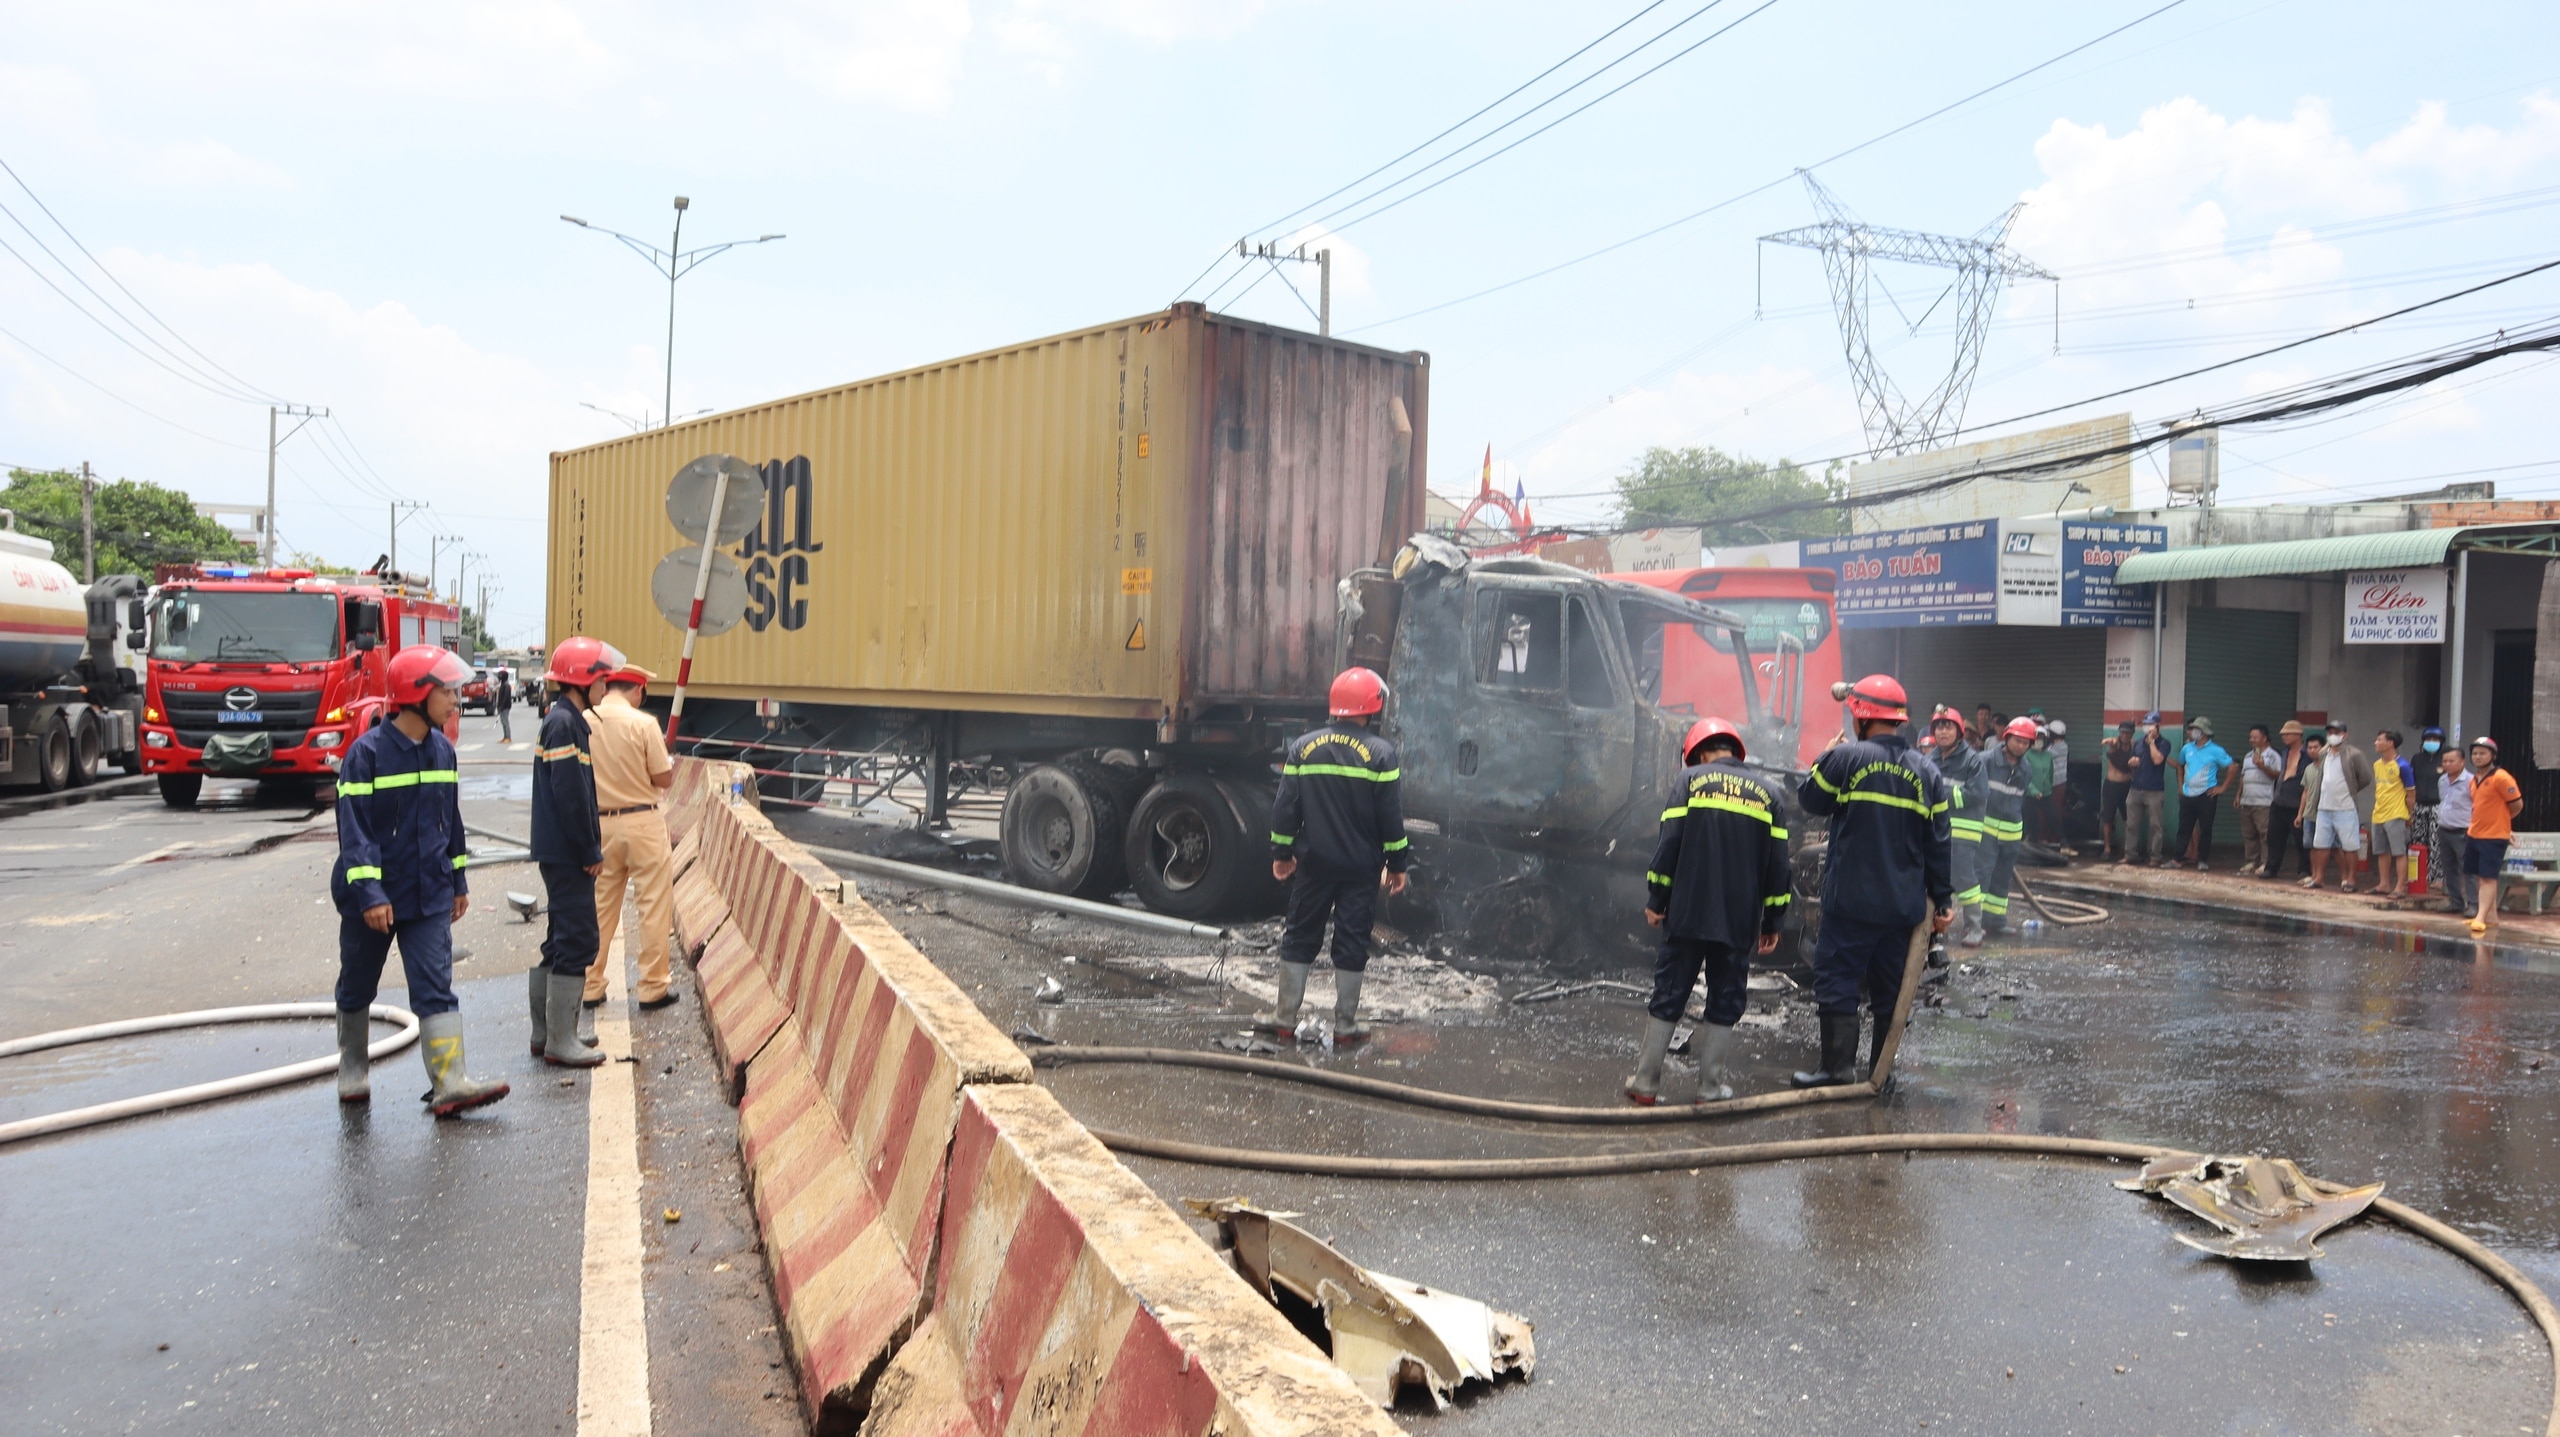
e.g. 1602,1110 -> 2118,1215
1682,717 -> 1746,764
544,636 -> 627,689
1930,706 -> 1970,737
1842,674 -> 1908,723
2003,716 -> 2041,743
2470,735 -> 2500,756
1329,666 -> 1389,718
387,646 -> 472,705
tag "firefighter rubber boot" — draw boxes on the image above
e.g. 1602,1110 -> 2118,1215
336,1010 -> 371,1103
544,973 -> 607,1068
531,965 -> 597,1057
419,1012 -> 511,1117
1623,1016 -> 1677,1106
1333,969 -> 1371,1044
1959,911 -> 1986,950
1695,1021 -> 1740,1102
1790,1014 -> 1863,1088
1254,962 -> 1310,1038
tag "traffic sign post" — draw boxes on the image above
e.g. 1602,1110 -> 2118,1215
660,454 -> 765,743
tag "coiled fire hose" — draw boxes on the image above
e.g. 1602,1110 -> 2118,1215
0,1003 -> 420,1146
2015,871 -> 2112,925
1031,926 -> 2559,1434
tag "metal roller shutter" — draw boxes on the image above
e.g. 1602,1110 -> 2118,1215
2180,607 -> 2300,848
1893,627 -> 2107,790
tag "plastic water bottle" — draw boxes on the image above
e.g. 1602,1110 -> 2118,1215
2021,917 -> 2045,935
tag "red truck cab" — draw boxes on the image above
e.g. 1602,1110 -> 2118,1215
140,566 -> 464,808
1610,566 -> 1841,770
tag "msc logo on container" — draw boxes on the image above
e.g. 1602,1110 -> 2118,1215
736,456 -> 821,633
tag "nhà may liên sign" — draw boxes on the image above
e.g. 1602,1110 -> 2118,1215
2343,568 -> 2446,644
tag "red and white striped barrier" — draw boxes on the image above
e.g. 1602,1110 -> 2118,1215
864,1084 -> 1398,1437
694,923 -> 788,1100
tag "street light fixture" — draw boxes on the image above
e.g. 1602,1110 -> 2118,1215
561,198 -> 785,429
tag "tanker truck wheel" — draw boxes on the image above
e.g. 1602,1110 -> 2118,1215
158,774 -> 203,809
1001,762 -> 1128,900
1123,774 -> 1271,921
34,718 -> 74,793
66,715 -> 104,786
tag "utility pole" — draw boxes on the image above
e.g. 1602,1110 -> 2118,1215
1233,239 -> 1332,336
561,200 -> 784,428
389,500 -> 426,578
78,461 -> 95,582
263,403 -> 329,564
453,550 -> 481,611
428,534 -> 463,603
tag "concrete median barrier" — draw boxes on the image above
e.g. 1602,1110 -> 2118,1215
696,922 -> 789,1100
679,768 -> 1394,1436
861,1083 -> 1399,1437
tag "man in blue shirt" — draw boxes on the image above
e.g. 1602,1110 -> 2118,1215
2123,712 -> 2171,865
332,646 -> 509,1116
2169,716 -> 2236,870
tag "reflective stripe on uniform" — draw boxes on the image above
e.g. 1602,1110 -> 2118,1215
1646,870 -> 1671,886
1381,837 -> 1410,852
1683,795 -> 1783,829
1268,832 -> 1295,845
1282,763 -> 1400,782
1765,893 -> 1791,907
451,854 -> 470,870
1983,819 -> 2024,840
345,865 -> 383,882
1981,893 -> 2011,914
337,781 -> 375,796
1956,885 -> 1984,904
368,769 -> 459,790
1950,817 -> 1984,837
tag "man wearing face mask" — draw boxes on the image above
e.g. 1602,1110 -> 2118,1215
2411,726 -> 2445,896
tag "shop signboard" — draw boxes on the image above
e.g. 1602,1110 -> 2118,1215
2343,568 -> 2447,644
1803,521 -> 1999,628
2060,520 -> 2168,627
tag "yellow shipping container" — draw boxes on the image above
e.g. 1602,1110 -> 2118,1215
548,304 -> 1427,729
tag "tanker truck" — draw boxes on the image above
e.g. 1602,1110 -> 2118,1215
0,510 -> 146,791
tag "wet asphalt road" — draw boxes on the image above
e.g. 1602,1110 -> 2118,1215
775,805 -> 2560,1437
0,715 -> 797,1436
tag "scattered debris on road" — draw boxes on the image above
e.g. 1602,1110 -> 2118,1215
2116,1153 -> 2384,1262
1188,1198 -> 1534,1410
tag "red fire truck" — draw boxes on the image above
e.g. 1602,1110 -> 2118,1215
141,565 -> 465,807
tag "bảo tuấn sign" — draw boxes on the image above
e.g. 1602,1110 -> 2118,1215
2343,568 -> 2446,644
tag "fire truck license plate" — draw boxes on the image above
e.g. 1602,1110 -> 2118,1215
217,711 -> 263,724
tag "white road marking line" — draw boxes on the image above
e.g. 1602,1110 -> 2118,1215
577,934 -> 651,1436
106,842 -> 195,874
461,742 -> 486,752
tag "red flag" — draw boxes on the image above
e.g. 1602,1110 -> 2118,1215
1479,443 -> 1493,497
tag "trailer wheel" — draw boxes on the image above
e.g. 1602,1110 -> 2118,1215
158,774 -> 203,809
34,718 -> 74,793
1124,774 -> 1270,921
66,715 -> 104,787
1001,762 -> 1128,900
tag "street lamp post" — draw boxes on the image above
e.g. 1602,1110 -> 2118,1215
560,199 -> 784,428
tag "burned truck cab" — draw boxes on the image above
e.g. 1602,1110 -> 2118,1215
1345,536 -> 1807,967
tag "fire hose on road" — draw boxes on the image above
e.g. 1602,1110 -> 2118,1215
0,1002 -> 420,1147
1031,925 -> 2560,1434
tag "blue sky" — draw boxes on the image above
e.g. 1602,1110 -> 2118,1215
5,0 -> 2557,644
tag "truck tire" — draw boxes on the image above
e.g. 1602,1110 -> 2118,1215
1002,762 -> 1128,900
1124,773 -> 1274,921
118,700 -> 144,774
66,714 -> 104,787
35,718 -> 74,793
158,774 -> 203,809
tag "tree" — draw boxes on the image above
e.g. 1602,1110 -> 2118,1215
460,606 -> 496,655
284,549 -> 360,576
1608,447 -> 1850,545
0,469 -> 251,578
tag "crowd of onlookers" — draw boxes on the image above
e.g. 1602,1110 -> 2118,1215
2091,714 -> 2527,933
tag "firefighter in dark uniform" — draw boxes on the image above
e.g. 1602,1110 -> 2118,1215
1626,717 -> 1793,1106
1792,674 -> 1953,1089
331,645 -> 508,1116
1260,667 -> 1410,1044
529,635 -> 623,1069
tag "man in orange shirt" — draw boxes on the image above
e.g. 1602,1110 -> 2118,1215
2466,736 -> 2526,934
583,666 -> 680,1009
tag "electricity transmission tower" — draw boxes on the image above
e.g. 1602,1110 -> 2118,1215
1760,173 -> 2055,457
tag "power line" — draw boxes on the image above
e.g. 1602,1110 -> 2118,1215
0,320 -> 261,451
0,153 -> 288,406
1322,0 -> 1786,237
0,229 -> 272,405
1344,0 -> 2191,334
1236,0 -> 1678,249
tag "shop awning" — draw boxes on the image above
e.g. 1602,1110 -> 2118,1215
2117,527 -> 2485,585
